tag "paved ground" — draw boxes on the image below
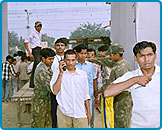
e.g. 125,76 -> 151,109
2,102 -> 103,128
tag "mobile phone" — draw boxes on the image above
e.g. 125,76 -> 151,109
60,59 -> 66,71
62,65 -> 66,71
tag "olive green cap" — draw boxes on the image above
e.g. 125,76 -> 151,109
106,43 -> 124,55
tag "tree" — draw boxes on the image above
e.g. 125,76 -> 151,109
70,22 -> 110,39
8,31 -> 55,56
42,34 -> 55,48
8,31 -> 25,55
70,22 -> 111,50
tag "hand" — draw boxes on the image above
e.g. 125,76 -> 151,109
135,75 -> 151,87
94,96 -> 99,108
94,90 -> 98,97
86,111 -> 91,125
59,61 -> 66,73
28,53 -> 34,61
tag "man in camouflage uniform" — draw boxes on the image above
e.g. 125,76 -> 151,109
31,48 -> 55,128
89,46 -> 115,128
100,43 -> 132,128
89,45 -> 115,93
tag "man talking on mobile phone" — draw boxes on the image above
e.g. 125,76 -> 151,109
50,49 -> 91,128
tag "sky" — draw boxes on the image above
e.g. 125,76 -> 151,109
8,2 -> 111,40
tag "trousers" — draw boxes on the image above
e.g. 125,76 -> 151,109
29,47 -> 41,88
50,92 -> 58,128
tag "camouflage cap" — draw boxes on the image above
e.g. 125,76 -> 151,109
106,43 -> 124,55
35,21 -> 42,27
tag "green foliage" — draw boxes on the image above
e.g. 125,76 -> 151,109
70,22 -> 111,50
8,31 -> 55,56
42,34 -> 55,48
8,31 -> 25,55
70,22 -> 110,39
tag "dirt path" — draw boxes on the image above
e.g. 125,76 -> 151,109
2,102 -> 102,128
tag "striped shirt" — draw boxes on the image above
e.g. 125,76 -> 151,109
2,61 -> 16,80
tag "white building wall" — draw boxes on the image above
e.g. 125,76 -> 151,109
136,2 -> 160,65
2,2 -> 8,62
111,2 -> 160,69
111,2 -> 137,70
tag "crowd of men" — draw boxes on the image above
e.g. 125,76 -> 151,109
2,21 -> 160,128
2,51 -> 31,102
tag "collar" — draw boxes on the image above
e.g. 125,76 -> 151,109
116,59 -> 125,65
137,64 -> 160,75
55,55 -> 64,62
76,60 -> 88,65
64,68 -> 80,75
41,62 -> 51,71
34,29 -> 40,34
56,55 -> 64,58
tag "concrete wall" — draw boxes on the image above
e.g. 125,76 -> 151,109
2,2 -> 8,62
111,2 -> 160,69
111,2 -> 137,70
136,2 -> 160,66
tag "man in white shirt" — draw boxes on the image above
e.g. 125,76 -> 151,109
104,41 -> 160,128
74,44 -> 97,128
24,21 -> 42,88
50,37 -> 68,128
50,49 -> 91,128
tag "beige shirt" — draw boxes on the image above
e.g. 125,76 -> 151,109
18,62 -> 29,80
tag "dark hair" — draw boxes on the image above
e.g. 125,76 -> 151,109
133,41 -> 157,56
6,55 -> 13,61
17,51 -> 24,56
74,44 -> 87,53
21,56 -> 28,62
55,38 -> 68,46
64,49 -> 77,59
40,48 -> 56,59
87,48 -> 96,56
119,53 -> 123,57
13,53 -> 18,57
27,56 -> 31,61
12,58 -> 17,62
98,45 -> 109,52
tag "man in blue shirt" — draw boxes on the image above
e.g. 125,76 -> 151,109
74,44 -> 97,128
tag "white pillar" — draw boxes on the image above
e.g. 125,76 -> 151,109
2,3 -> 8,62
111,2 -> 137,70
136,2 -> 160,66
111,2 -> 160,69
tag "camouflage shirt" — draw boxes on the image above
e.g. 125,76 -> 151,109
89,56 -> 115,68
32,62 -> 53,128
34,62 -> 53,92
89,56 -> 116,85
99,59 -> 130,93
101,58 -> 132,128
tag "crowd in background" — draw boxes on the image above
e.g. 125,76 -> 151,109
2,51 -> 32,102
2,21 -> 160,128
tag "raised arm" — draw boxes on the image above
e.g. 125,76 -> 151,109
104,75 -> 151,97
52,61 -> 65,95
24,41 -> 34,60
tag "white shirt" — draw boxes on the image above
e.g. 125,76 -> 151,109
28,30 -> 42,49
113,64 -> 160,128
50,68 -> 90,118
51,55 -> 64,72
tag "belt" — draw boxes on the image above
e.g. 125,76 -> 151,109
34,89 -> 49,96
32,46 -> 41,50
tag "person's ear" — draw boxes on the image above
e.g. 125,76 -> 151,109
42,57 -> 45,62
155,53 -> 157,59
134,56 -> 137,62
